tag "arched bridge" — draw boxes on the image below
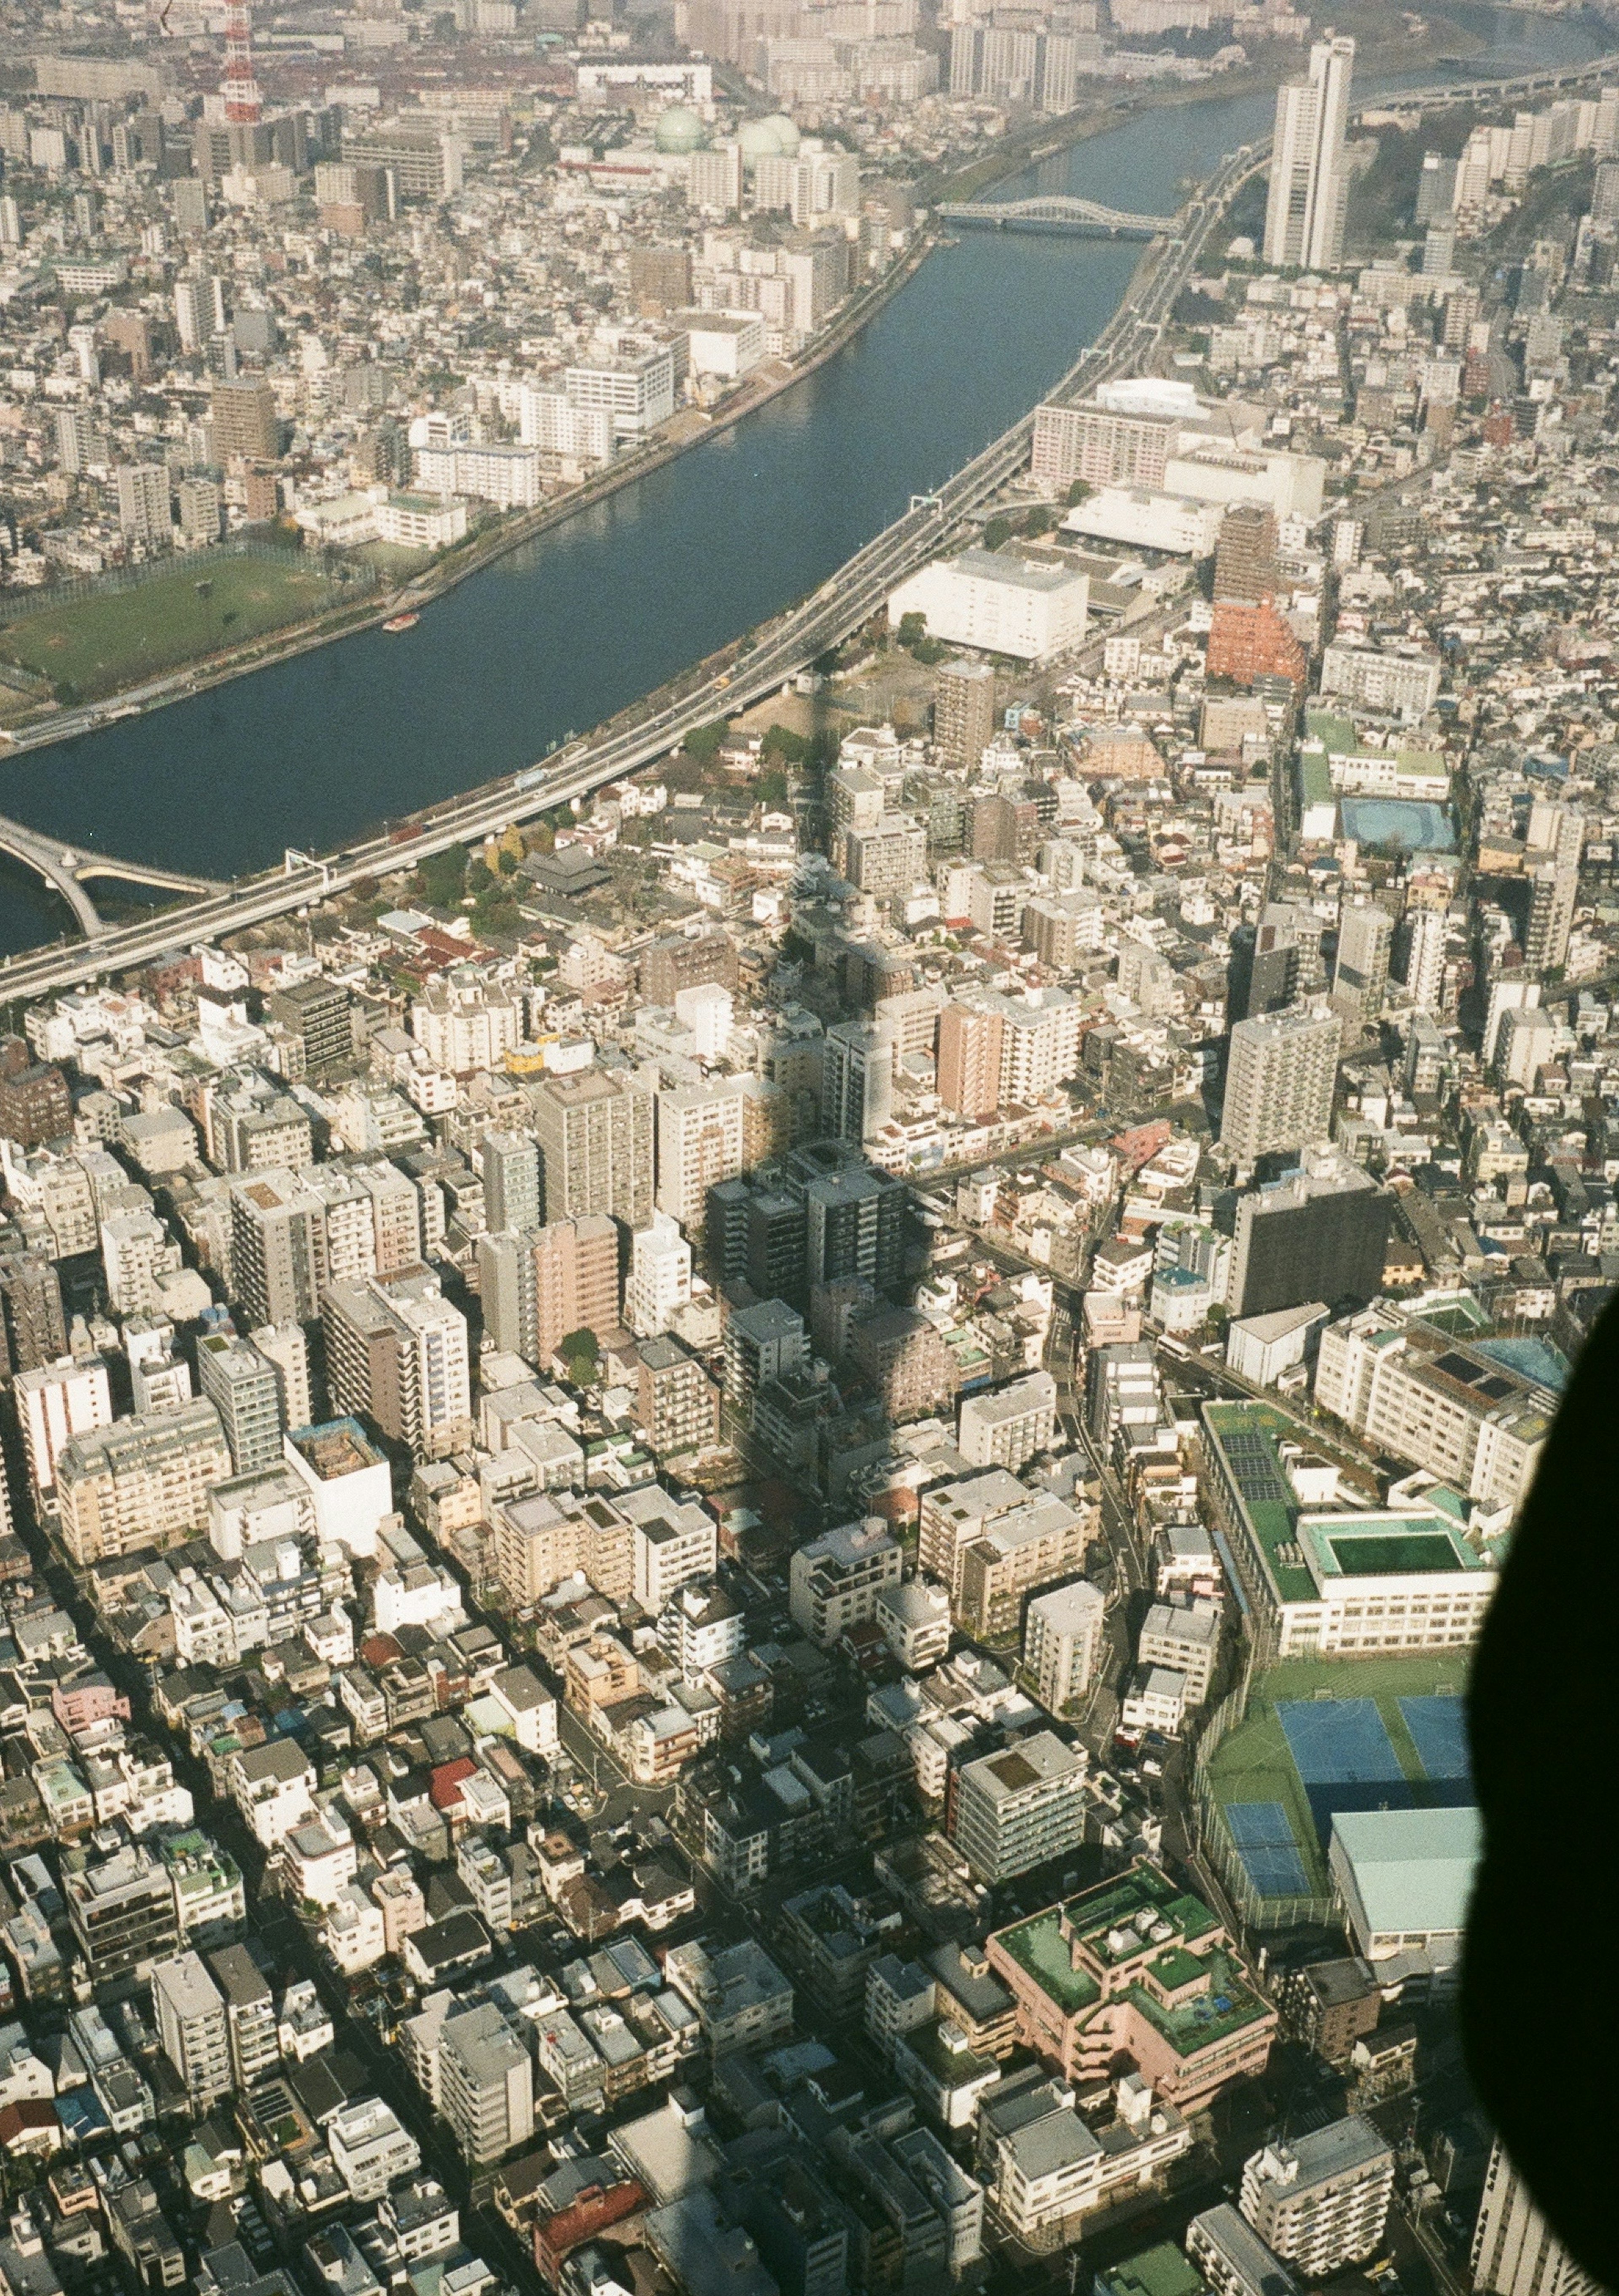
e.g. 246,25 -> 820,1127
937,194 -> 1176,236
0,812 -> 225,938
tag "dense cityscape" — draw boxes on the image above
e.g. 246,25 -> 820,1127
0,0 -> 1613,2293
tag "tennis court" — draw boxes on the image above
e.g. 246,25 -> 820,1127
1277,1698 -> 1406,1785
1400,1694 -> 1473,1785
1225,1802 -> 1311,1898
1278,1698 -> 1412,1848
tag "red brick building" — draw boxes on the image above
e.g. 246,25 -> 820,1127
1205,598 -> 1307,692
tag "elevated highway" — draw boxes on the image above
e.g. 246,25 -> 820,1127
1,48 -> 1615,1003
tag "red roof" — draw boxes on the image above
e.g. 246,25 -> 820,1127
429,1756 -> 478,1811
360,1633 -> 404,1669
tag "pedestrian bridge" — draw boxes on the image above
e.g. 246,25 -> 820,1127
0,811 -> 225,937
938,195 -> 1176,236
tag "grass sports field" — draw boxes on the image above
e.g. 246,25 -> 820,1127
0,556 -> 349,702
1204,1651 -> 1473,1901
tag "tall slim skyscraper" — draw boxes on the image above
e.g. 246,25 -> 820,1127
1220,1006 -> 1341,1167
1264,33 -> 1355,272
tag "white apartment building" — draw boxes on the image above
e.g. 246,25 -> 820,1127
1239,2117 -> 1393,2277
519,386 -> 616,466
152,1950 -> 232,2108
564,343 -> 675,441
410,976 -> 522,1073
952,1731 -> 1087,1882
655,1078 -> 746,1228
1471,2140 -> 1603,2296
627,1487 -> 718,1611
411,442 -> 543,508
625,1210 -> 694,1336
888,548 -> 1089,665
1219,1006 -> 1341,1167
789,1518 -> 903,1646
228,1737 -> 317,1849
1024,1580 -> 1107,1715
1137,1597 -> 1220,1705
15,1354 -> 113,1495
1313,1306 -> 1549,1515
958,1371 -> 1058,1471
1318,643 -> 1443,719
440,2002 -> 535,2164
328,2097 -> 423,2200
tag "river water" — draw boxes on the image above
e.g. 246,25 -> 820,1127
0,3 -> 1606,955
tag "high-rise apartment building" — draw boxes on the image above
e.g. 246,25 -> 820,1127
152,1950 -> 232,2108
15,1354 -> 114,1495
116,461 -> 171,542
480,1130 -> 541,1234
1213,503 -> 1280,603
934,658 -> 997,769
535,1215 -> 619,1361
439,2003 -> 535,2164
938,1001 -> 1006,1121
1331,903 -> 1393,1026
627,1485 -> 718,1611
635,1334 -> 720,1457
0,1035 -> 72,1148
1239,2116 -> 1393,2275
0,1245 -> 68,1378
823,1019 -> 896,1143
230,1170 -> 331,1328
529,1068 -> 654,1226
952,1731 -> 1087,1883
656,1078 -> 747,1226
267,976 -> 358,1078
207,1941 -> 280,2089
210,374 -> 279,461
1264,34 -> 1355,272
56,1399 -> 234,1565
250,1322 -> 312,1433
1220,1007 -> 1341,1167
1024,1581 -> 1107,1714
197,1332 -> 284,1473
937,988 -> 1080,1117
1471,2140 -> 1602,2296
1228,1159 -> 1391,1320
625,1212 -> 692,1337
723,1299 -> 810,1410
321,1266 -> 472,1460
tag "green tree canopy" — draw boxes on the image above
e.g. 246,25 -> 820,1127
416,842 -> 469,907
559,1327 -> 600,1384
684,720 -> 732,761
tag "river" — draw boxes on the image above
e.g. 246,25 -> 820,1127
0,2 -> 1606,957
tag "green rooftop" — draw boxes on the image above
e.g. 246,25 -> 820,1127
1302,1511 -> 1485,1583
1127,1946 -> 1272,2060
1304,709 -> 1359,753
1202,1400 -> 1314,1605
1148,1945 -> 1208,1994
1098,2243 -> 1208,2296
992,1905 -> 1101,2016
